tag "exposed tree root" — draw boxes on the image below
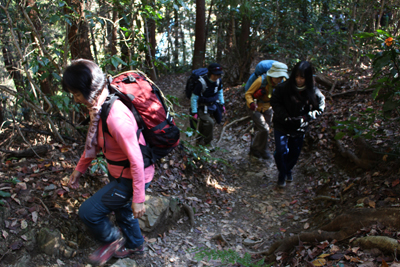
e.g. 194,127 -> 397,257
0,145 -> 50,158
254,208 -> 400,261
182,203 -> 195,227
352,236 -> 400,254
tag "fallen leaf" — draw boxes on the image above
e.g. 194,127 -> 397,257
9,240 -> 23,250
81,193 -> 90,198
21,220 -> 28,229
290,200 -> 298,205
21,235 -> 28,241
392,179 -> 399,187
304,223 -> 310,229
343,183 -> 354,192
148,238 -> 157,243
279,228 -> 286,232
369,201 -> 376,208
381,259 -> 389,267
2,230 -> 8,239
11,195 -> 21,205
312,258 -> 326,266
32,211 -> 38,223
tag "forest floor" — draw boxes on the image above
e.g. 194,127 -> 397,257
1,64 -> 400,267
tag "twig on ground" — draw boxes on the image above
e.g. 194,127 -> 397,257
313,196 -> 341,202
217,116 -> 250,145
37,197 -> 51,215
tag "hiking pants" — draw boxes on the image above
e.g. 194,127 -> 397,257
198,108 -> 215,144
273,129 -> 304,182
78,174 -> 150,249
249,107 -> 273,154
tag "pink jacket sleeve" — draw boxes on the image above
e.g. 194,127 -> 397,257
75,150 -> 94,174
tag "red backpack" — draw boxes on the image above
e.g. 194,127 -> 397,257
100,70 -> 180,170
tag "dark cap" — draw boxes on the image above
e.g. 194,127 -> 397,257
208,63 -> 223,75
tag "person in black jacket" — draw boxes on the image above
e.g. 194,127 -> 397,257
270,61 -> 325,187
191,63 -> 225,145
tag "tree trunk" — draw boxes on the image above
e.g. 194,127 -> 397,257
216,19 -> 223,62
26,0 -> 52,110
346,3 -> 357,65
66,0 -> 93,60
238,13 -> 251,82
145,17 -> 157,80
377,0 -> 385,30
192,0 -> 205,70
173,8 -> 179,68
111,8 -> 118,71
203,0 -> 214,65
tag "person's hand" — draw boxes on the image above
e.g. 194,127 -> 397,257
193,113 -> 198,120
250,102 -> 257,111
285,117 -> 306,128
253,88 -> 264,99
68,170 -> 82,189
131,202 -> 146,218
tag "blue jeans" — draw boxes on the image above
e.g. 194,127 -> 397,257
274,129 -> 304,182
78,174 -> 150,249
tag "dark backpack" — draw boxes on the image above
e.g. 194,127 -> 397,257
100,70 -> 180,171
185,68 -> 208,99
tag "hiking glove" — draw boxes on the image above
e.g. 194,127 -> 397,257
252,88 -> 264,99
193,113 -> 198,120
250,102 -> 257,111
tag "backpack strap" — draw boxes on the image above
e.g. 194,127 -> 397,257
260,73 -> 268,88
198,75 -> 208,95
100,87 -> 156,174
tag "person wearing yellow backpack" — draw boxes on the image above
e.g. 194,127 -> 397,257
245,62 -> 288,159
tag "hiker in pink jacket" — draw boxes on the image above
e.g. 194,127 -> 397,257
63,59 -> 154,266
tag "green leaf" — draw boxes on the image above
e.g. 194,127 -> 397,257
334,132 -> 346,140
52,73 -> 62,81
355,32 -> 375,38
50,15 -> 60,23
99,163 -> 107,174
90,164 -> 98,174
0,190 -> 11,198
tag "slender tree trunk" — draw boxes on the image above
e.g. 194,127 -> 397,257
26,0 -> 52,103
111,8 -> 118,71
193,0 -> 205,70
145,18 -> 157,80
203,0 -> 214,65
216,18 -> 223,62
66,0 -> 93,60
181,17 -> 186,66
346,3 -> 357,65
238,14 -> 251,82
173,8 -> 179,68
377,0 -> 385,30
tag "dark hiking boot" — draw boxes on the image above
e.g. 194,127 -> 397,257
88,237 -> 125,266
250,148 -> 263,159
277,180 -> 286,188
114,244 -> 144,258
260,151 -> 272,159
277,174 -> 286,188
286,173 -> 293,182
